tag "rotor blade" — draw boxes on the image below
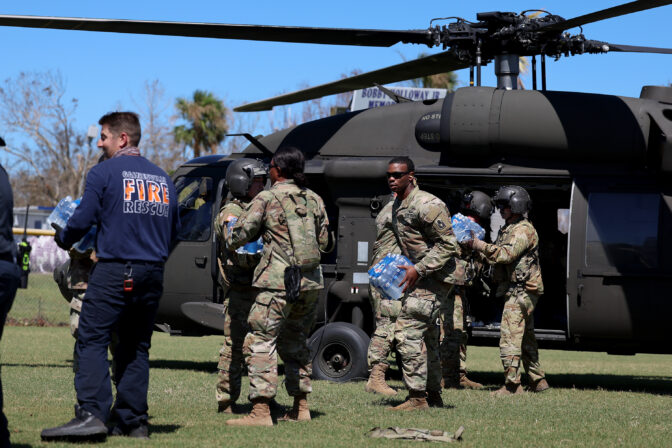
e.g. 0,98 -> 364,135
541,0 -> 672,32
0,14 -> 432,47
235,51 -> 468,112
605,43 -> 672,54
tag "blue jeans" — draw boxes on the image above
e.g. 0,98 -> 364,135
0,260 -> 19,448
75,260 -> 163,430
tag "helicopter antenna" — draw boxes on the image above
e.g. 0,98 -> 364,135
225,133 -> 273,157
373,83 -> 412,104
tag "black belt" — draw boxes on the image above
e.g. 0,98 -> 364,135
98,258 -> 163,267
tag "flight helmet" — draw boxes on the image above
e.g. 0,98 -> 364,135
493,186 -> 531,214
225,158 -> 267,198
461,190 -> 494,220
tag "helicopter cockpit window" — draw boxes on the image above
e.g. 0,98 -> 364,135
585,193 -> 659,271
175,176 -> 214,242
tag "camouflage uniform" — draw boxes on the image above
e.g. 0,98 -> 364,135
439,246 -> 482,385
66,250 -> 94,340
473,217 -> 546,386
214,198 -> 261,407
367,201 -> 402,370
54,249 -> 94,372
227,180 -> 329,400
391,187 -> 459,393
54,249 -> 118,374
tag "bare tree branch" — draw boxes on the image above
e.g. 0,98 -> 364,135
0,71 -> 94,205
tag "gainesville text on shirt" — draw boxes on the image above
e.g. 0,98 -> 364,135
122,171 -> 170,217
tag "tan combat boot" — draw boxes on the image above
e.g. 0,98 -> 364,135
459,372 -> 484,390
226,398 -> 273,427
388,390 -> 429,411
426,390 -> 444,408
278,393 -> 311,422
365,364 -> 397,396
491,383 -> 524,397
529,378 -> 550,393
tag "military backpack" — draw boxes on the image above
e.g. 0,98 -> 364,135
271,189 -> 322,302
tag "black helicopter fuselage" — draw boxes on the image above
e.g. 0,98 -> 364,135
158,85 -> 672,357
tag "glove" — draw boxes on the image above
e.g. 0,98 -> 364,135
51,223 -> 69,251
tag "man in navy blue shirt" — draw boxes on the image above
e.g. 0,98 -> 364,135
0,164 -> 20,448
42,112 -> 179,442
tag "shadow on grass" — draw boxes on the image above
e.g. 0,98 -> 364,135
3,363 -> 71,369
148,360 -> 286,377
466,371 -> 672,395
388,364 -> 672,395
149,423 -> 181,434
149,359 -> 215,373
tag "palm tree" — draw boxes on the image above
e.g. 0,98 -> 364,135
174,90 -> 228,158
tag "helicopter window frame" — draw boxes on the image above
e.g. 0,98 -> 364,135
174,175 -> 215,243
584,192 -> 660,272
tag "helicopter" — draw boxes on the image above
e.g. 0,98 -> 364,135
1,0 -> 671,382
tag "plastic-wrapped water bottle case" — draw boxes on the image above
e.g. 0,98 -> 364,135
46,196 -> 78,229
226,218 -> 264,254
47,197 -> 97,253
368,253 -> 413,300
451,213 -> 486,243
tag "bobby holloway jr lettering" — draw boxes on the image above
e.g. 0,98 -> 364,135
122,172 -> 170,217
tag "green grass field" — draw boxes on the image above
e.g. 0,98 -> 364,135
2,325 -> 672,447
7,273 -> 70,326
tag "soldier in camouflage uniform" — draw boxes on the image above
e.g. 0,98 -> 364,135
365,194 -> 444,404
226,147 -> 329,427
468,186 -> 549,396
365,198 -> 402,396
214,158 -> 267,413
440,191 -> 493,390
386,156 -> 460,411
53,249 -> 96,372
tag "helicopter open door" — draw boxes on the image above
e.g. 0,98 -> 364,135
566,178 -> 672,354
158,172 -> 222,334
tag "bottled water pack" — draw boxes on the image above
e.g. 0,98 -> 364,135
451,213 -> 486,243
226,218 -> 264,255
46,196 -> 78,229
72,226 -> 97,253
48,197 -> 98,253
368,253 -> 413,300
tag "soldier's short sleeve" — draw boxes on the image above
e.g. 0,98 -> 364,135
227,194 -> 268,250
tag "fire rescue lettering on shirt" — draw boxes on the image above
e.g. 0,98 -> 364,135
122,171 -> 170,217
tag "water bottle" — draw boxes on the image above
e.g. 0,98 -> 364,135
368,253 -> 412,300
451,213 -> 486,243
451,213 -> 470,243
227,217 -> 263,254
47,196 -> 77,229
239,238 -> 264,255
72,225 -> 97,253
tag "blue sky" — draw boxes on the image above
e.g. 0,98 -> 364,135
0,0 -> 670,138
